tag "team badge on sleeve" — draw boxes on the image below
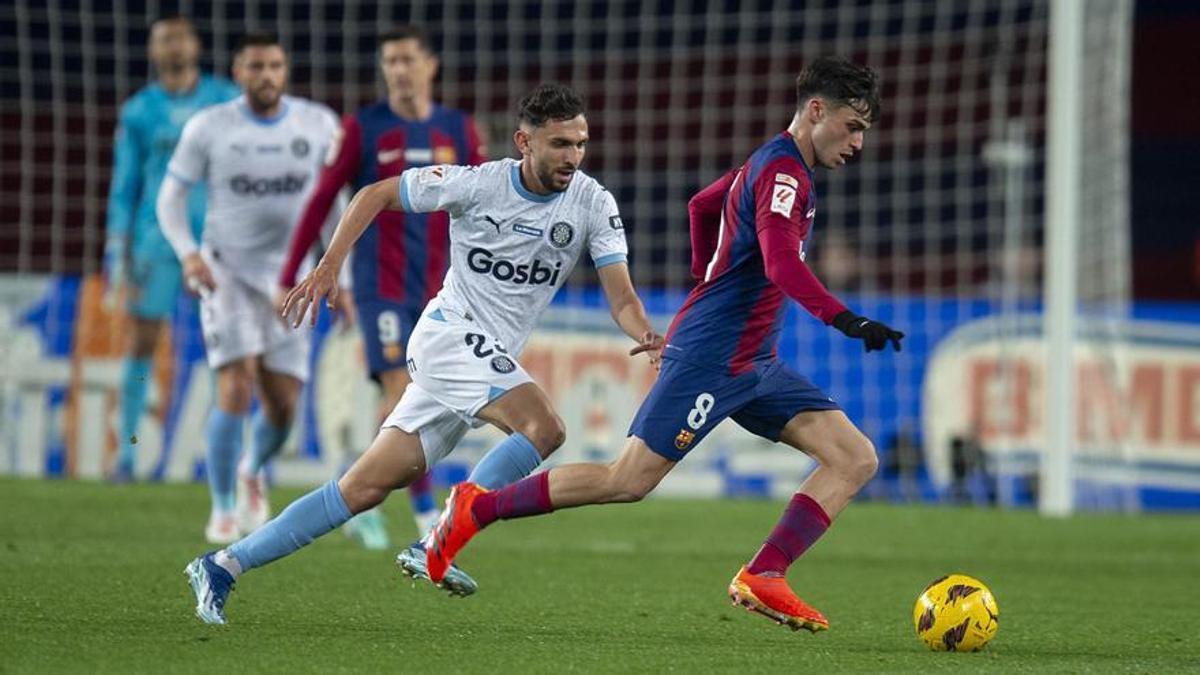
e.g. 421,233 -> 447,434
608,215 -> 624,230
674,429 -> 696,451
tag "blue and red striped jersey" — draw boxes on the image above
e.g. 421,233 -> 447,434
664,131 -> 847,375
281,101 -> 485,305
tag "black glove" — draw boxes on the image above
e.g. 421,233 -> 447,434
832,310 -> 904,353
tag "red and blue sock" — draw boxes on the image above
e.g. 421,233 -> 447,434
746,493 -> 831,576
471,472 -> 553,528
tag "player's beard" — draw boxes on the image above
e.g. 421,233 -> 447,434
538,163 -> 575,192
248,84 -> 282,113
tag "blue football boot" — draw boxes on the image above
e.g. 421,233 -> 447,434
185,552 -> 236,625
395,540 -> 478,597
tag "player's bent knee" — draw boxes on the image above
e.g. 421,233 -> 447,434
525,415 -> 567,457
219,382 -> 255,413
261,399 -> 296,428
337,477 -> 388,515
841,438 -> 879,487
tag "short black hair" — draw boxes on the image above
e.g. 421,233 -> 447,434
377,24 -> 433,54
518,84 -> 585,128
795,56 -> 881,123
236,32 -> 282,55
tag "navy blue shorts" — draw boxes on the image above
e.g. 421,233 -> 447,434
628,357 -> 841,462
357,299 -> 423,381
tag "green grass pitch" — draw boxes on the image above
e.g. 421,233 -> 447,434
1,477 -> 1196,673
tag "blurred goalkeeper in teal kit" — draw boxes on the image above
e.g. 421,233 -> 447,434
105,15 -> 239,481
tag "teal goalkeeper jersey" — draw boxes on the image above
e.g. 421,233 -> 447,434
106,74 -> 240,262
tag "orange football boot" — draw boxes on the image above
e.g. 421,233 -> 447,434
426,482 -> 488,584
728,566 -> 830,632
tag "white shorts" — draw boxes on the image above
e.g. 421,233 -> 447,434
199,255 -> 311,381
381,303 -> 532,467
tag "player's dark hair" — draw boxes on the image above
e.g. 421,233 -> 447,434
795,56 -> 881,123
235,32 -> 283,55
378,24 -> 433,54
149,14 -> 197,35
517,84 -> 585,128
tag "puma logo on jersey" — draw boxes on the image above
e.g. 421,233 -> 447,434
484,215 -> 503,233
806,206 -> 816,219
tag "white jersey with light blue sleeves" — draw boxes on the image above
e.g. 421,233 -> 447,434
399,157 -> 628,355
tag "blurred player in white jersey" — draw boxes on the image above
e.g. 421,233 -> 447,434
185,84 -> 663,623
157,33 -> 350,544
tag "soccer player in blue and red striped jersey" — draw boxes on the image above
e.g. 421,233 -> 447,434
275,25 -> 485,551
424,57 -> 904,633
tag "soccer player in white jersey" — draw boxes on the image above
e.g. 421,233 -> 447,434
158,33 -> 351,544
184,84 -> 663,624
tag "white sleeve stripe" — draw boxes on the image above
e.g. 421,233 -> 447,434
704,169 -> 741,282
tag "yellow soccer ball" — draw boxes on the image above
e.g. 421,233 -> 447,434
913,574 -> 999,652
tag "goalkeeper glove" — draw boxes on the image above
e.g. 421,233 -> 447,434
832,310 -> 904,353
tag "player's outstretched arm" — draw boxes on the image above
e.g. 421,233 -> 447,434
597,263 -> 664,367
281,177 -> 399,327
759,229 -> 903,352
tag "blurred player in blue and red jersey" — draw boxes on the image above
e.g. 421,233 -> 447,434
277,25 -> 486,548
105,15 -> 239,481
426,57 -> 904,633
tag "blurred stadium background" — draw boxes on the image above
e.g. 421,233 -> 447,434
1,0 -> 1198,515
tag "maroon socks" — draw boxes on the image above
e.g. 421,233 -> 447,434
470,471 -> 553,528
746,493 -> 831,576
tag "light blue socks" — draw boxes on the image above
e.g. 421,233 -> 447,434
468,432 -> 543,490
205,408 -> 244,512
228,479 -> 352,572
118,358 -> 151,472
247,410 -> 290,474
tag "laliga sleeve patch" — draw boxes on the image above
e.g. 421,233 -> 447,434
418,165 -> 447,184
770,184 -> 796,217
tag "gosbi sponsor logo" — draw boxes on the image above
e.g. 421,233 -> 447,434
466,248 -> 562,286
230,173 -> 309,195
